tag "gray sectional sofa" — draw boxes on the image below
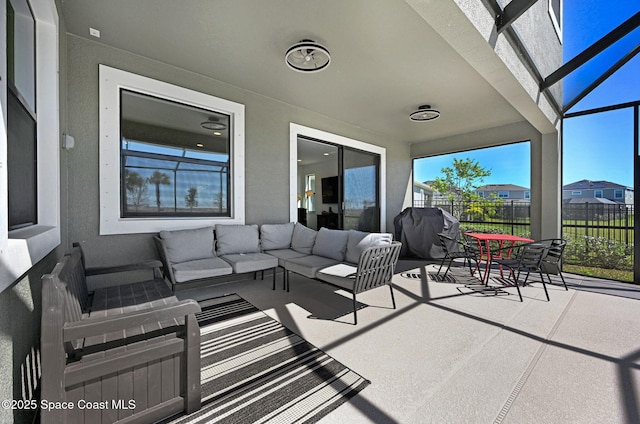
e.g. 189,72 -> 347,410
154,224 -> 278,291
155,222 -> 402,323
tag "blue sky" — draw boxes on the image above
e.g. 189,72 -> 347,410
415,1 -> 639,189
413,142 -> 531,188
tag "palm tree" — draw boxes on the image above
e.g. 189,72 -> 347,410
147,171 -> 171,212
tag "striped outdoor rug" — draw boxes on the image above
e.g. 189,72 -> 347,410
167,294 -> 370,424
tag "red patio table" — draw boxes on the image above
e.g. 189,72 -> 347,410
464,233 -> 534,284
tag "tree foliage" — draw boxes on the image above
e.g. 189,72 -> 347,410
430,157 -> 500,219
185,186 -> 199,211
124,169 -> 148,210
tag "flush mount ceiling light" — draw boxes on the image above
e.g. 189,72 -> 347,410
200,116 -> 227,131
285,39 -> 331,73
409,105 -> 441,122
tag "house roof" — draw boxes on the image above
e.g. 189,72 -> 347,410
413,181 -> 434,192
563,197 -> 620,205
563,179 -> 629,190
476,184 -> 530,191
60,0 -> 557,144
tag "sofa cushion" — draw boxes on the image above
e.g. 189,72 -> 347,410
284,255 -> 340,279
291,223 -> 317,254
312,228 -> 349,261
172,257 -> 233,283
316,263 -> 358,291
216,224 -> 261,255
264,249 -> 308,267
221,253 -> 278,274
345,230 -> 393,264
261,223 -> 295,251
159,226 -> 215,264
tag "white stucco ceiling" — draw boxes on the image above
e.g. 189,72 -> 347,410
61,0 -> 539,144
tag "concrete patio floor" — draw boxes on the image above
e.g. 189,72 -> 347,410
177,261 -> 640,424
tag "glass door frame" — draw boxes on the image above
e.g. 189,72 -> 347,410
289,123 -> 387,231
340,146 -> 381,232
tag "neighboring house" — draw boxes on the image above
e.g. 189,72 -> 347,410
476,184 -> 531,203
563,180 -> 634,205
413,181 -> 435,207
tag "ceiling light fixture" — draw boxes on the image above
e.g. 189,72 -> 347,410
285,39 -> 331,73
200,116 -> 227,131
409,105 -> 441,122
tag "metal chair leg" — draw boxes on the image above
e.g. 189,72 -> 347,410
442,258 -> 454,278
352,293 -> 358,325
272,267 -> 276,290
437,257 -> 447,275
540,272 -> 550,301
389,284 -> 396,309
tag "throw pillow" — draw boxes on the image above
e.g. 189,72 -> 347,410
216,224 -> 261,255
345,230 -> 392,263
291,223 -> 317,254
159,226 -> 215,264
312,228 -> 349,261
260,222 -> 295,250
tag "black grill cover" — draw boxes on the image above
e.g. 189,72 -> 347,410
393,207 -> 460,259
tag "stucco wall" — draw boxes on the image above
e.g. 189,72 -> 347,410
65,34 -> 411,269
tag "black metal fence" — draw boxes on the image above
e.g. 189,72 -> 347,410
419,200 -> 533,236
413,200 -> 635,273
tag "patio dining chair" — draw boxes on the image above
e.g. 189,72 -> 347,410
487,242 -> 549,302
436,233 -> 483,281
538,238 -> 568,290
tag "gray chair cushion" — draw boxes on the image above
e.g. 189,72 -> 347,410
261,223 -> 294,250
284,255 -> 340,279
159,226 -> 215,264
216,224 -> 261,255
316,263 -> 358,291
345,230 -> 393,264
312,228 -> 349,261
264,249 -> 309,267
221,253 -> 278,274
171,257 -> 233,283
291,223 -> 317,254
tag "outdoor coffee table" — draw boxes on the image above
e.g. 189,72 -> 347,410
464,233 -> 534,284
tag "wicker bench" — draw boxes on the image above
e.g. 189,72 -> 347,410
40,245 -> 201,424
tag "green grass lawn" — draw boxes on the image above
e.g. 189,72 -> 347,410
563,264 -> 633,282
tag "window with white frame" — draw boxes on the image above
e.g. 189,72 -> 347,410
549,0 -> 562,41
498,191 -> 509,199
99,65 -> 245,235
1,0 -> 60,290
524,191 -> 530,200
477,191 -> 484,198
594,190 -> 603,198
571,190 -> 582,195
7,0 -> 36,230
614,189 -> 624,200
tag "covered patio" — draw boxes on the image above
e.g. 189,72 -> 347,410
178,263 -> 640,423
1,0 -> 639,423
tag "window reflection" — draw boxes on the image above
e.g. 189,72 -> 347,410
120,90 -> 231,217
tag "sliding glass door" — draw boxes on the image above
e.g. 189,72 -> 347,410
341,147 -> 380,232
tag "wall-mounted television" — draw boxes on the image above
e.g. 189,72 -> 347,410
321,176 -> 339,204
